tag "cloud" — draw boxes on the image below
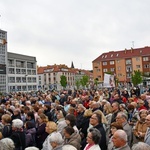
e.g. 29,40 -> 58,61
1,0 -> 150,69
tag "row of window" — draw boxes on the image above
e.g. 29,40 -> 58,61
8,85 -> 37,92
8,77 -> 37,83
102,57 -> 149,66
8,68 -> 36,75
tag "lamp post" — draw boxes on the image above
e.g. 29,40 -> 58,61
25,74 -> 28,92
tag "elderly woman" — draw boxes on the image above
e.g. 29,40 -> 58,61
10,119 -> 26,150
63,126 -> 81,150
0,138 -> 15,150
49,132 -> 63,150
133,109 -> 148,142
84,128 -> 101,150
42,121 -> 58,150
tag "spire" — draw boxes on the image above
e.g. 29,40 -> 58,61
71,61 -> 74,68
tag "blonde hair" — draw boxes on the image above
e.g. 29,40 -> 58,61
93,110 -> 108,124
39,113 -> 48,123
46,121 -> 57,134
104,103 -> 112,115
83,109 -> 93,117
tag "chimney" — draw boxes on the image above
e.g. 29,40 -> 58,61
125,48 -> 127,53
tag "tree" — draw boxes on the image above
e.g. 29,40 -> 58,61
75,78 -> 81,89
131,70 -> 143,86
60,75 -> 67,88
80,75 -> 89,88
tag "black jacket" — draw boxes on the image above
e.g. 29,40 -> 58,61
94,123 -> 107,150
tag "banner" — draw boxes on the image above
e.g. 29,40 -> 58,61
103,73 -> 115,87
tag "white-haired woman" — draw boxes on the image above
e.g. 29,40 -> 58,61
49,132 -> 63,150
0,138 -> 15,150
10,119 -> 26,150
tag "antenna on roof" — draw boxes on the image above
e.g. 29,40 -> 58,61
132,41 -> 134,48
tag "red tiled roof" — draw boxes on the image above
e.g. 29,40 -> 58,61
92,46 -> 150,62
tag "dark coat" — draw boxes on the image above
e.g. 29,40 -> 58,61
25,127 -> 36,147
36,123 -> 48,149
2,124 -> 12,138
94,123 -> 107,150
10,130 -> 26,150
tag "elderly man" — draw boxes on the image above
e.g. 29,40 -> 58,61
132,142 -> 150,150
112,129 -> 130,150
116,112 -> 132,146
90,112 -> 107,150
144,114 -> 150,146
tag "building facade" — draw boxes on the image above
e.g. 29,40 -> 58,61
0,29 -> 7,93
38,64 -> 93,90
92,47 -> 150,86
7,52 -> 38,92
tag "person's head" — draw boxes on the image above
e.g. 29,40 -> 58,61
145,114 -> 150,127
63,126 -> 75,139
112,129 -> 128,148
12,119 -> 23,131
138,99 -> 145,107
65,114 -> 76,127
26,111 -> 35,121
111,102 -> 119,112
77,104 -> 85,113
119,104 -> 126,111
116,112 -> 127,124
139,109 -> 148,120
83,109 -> 93,117
38,113 -> 48,124
24,121 -> 35,129
140,94 -> 146,100
25,147 -> 39,150
103,102 -> 112,114
57,110 -> 66,120
49,132 -> 63,149
110,122 -> 123,135
0,138 -> 15,150
1,114 -> 11,125
13,108 -> 21,116
90,113 -> 101,126
132,142 -> 150,150
45,121 -> 57,134
86,128 -> 101,145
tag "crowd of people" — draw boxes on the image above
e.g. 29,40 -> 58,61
0,86 -> 150,150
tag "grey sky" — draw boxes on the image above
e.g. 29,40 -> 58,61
1,0 -> 150,70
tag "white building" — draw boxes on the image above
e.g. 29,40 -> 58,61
7,52 -> 38,92
0,29 -> 7,93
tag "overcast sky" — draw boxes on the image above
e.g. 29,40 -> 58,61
1,0 -> 150,70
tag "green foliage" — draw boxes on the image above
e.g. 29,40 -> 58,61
60,75 -> 67,88
131,70 -> 143,86
80,75 -> 89,87
94,78 -> 99,86
75,78 -> 81,89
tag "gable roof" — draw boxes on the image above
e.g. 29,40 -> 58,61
92,46 -> 150,62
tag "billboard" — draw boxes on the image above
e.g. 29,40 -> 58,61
0,64 -> 6,74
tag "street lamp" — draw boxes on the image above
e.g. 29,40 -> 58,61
25,74 -> 28,92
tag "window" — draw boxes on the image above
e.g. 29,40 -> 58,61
126,59 -> 131,64
110,68 -> 115,72
136,57 -> 140,61
136,65 -> 140,69
144,64 -> 149,68
103,68 -> 108,72
110,61 -> 114,65
143,57 -> 149,61
118,66 -> 121,71
126,66 -> 132,72
103,62 -> 107,65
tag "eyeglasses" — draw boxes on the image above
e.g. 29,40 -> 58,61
90,117 -> 98,120
87,135 -> 92,139
145,119 -> 150,121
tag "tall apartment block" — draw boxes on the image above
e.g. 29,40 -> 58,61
7,52 -> 38,92
0,29 -> 7,93
92,47 -> 150,86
